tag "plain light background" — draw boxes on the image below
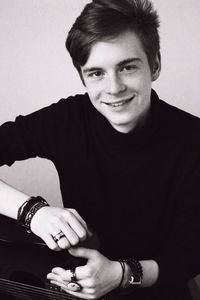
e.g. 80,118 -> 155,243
1,0 -> 200,205
0,0 -> 200,292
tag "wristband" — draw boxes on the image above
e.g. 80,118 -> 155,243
17,196 -> 49,233
120,258 -> 143,293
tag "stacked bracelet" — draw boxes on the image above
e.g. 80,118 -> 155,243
17,196 -> 49,233
118,258 -> 143,294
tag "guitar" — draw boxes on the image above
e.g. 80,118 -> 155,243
0,214 -> 117,300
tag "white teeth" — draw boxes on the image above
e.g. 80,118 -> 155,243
106,98 -> 132,107
110,101 -> 124,107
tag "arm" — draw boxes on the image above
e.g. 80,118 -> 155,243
0,98 -> 91,249
0,179 -> 90,250
0,179 -> 30,219
47,247 -> 159,300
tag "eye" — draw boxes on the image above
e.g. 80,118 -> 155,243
120,65 -> 138,73
88,71 -> 103,79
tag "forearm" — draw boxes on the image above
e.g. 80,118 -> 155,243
140,260 -> 159,287
0,179 -> 30,219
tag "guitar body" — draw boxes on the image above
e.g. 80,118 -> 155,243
0,215 -> 111,300
0,239 -> 72,299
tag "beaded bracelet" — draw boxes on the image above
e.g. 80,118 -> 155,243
17,196 -> 49,233
119,258 -> 143,293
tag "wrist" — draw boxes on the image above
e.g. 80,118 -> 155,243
17,196 -> 49,233
112,261 -> 124,290
140,260 -> 159,287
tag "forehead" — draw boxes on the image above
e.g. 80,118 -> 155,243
82,30 -> 148,69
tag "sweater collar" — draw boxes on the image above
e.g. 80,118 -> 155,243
92,89 -> 161,152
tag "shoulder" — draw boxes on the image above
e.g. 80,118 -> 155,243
18,93 -> 91,124
156,96 -> 200,143
48,93 -> 91,114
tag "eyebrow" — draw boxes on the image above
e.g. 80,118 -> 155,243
117,57 -> 142,67
82,57 -> 142,74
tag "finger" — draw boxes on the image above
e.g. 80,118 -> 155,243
63,210 -> 88,240
50,267 -> 70,280
68,247 -> 97,260
50,227 -> 71,250
50,262 -> 91,282
40,233 -> 61,251
56,237 -> 71,249
68,209 -> 91,235
50,266 -> 89,282
47,272 -> 93,290
50,267 -> 82,282
50,281 -> 91,300
58,223 -> 80,247
47,272 -> 63,282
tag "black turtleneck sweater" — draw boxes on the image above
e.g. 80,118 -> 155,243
1,90 -> 200,299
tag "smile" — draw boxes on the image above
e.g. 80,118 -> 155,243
104,97 -> 134,107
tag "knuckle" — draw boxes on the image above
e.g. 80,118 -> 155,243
68,208 -> 77,214
65,209 -> 73,217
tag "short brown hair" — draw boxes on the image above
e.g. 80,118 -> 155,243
66,0 -> 160,77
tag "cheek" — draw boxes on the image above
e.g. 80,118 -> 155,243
86,83 -> 103,103
132,73 -> 151,89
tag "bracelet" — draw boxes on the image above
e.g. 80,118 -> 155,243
17,197 -> 40,225
17,196 -> 49,233
118,259 -> 125,289
119,258 -> 143,293
125,258 -> 143,284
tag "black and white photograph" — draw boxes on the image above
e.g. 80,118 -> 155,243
0,1 -> 200,299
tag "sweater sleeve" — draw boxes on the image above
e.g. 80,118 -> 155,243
154,143 -> 200,287
0,97 -> 74,167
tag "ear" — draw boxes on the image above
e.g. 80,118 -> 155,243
151,52 -> 161,81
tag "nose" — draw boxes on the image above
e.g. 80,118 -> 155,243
106,73 -> 126,95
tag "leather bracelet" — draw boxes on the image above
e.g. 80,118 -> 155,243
120,258 -> 143,293
17,197 -> 40,225
17,196 -> 49,233
118,259 -> 125,289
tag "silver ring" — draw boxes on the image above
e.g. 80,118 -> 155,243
67,268 -> 82,291
69,268 -> 77,281
52,231 -> 65,243
67,281 -> 82,291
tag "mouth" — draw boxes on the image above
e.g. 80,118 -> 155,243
103,96 -> 134,107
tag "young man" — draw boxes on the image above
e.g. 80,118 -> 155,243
0,0 -> 200,299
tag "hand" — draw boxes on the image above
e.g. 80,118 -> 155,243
30,206 -> 90,250
47,247 -> 122,299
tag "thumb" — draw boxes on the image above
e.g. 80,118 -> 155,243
68,247 -> 96,260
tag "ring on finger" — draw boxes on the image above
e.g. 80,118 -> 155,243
67,268 -> 82,291
67,281 -> 82,291
52,231 -> 65,243
69,268 -> 77,281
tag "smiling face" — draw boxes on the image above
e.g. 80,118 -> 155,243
81,30 -> 160,133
